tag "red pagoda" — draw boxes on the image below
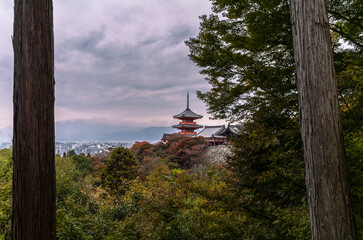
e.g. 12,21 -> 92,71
172,92 -> 203,135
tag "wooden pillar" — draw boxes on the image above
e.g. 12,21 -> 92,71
289,0 -> 357,239
12,0 -> 56,239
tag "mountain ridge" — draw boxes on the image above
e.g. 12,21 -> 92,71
0,121 -> 177,142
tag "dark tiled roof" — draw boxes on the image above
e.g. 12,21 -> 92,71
161,133 -> 178,141
162,133 -> 175,139
197,124 -> 242,138
197,125 -> 225,138
172,123 -> 203,129
173,108 -> 203,119
217,125 -> 241,136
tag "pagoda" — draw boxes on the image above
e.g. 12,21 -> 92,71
172,92 -> 203,135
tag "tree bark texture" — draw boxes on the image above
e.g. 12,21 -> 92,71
12,0 -> 56,239
289,0 -> 357,239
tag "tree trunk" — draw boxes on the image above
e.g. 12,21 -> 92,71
289,0 -> 357,239
12,0 -> 56,239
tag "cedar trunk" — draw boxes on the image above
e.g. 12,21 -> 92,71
12,0 -> 56,239
289,0 -> 357,239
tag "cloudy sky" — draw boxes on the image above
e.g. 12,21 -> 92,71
0,0 -> 225,129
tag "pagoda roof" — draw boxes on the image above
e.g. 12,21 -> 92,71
172,123 -> 203,129
173,92 -> 203,119
173,108 -> 203,119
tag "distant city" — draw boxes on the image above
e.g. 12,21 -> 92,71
0,122 -> 177,155
0,141 -> 138,156
54,141 -> 135,156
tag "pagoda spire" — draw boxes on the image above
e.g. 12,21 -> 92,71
172,92 -> 203,135
187,92 -> 189,109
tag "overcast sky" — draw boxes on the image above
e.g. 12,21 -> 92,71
0,0 -> 225,129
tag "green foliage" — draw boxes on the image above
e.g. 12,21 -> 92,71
56,155 -> 80,201
71,153 -> 93,176
187,0 -> 363,238
1,152 -> 104,240
186,2 -> 310,237
328,0 -> 363,49
0,149 -> 12,181
109,163 -> 251,239
227,118 -> 310,239
55,155 -> 109,239
345,130 -> 363,238
335,50 -> 363,131
186,0 -> 296,122
68,149 -> 76,157
56,194 -> 108,240
0,149 -> 12,239
186,0 -> 362,123
101,147 -> 139,196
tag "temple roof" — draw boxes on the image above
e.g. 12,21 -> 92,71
161,133 -> 176,141
172,123 -> 203,129
173,92 -> 203,119
197,125 -> 242,138
197,125 -> 225,138
217,124 -> 241,136
173,108 -> 203,119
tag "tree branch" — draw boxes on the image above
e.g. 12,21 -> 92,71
330,24 -> 363,48
328,10 -> 363,30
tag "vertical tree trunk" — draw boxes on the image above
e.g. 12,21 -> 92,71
289,0 -> 357,239
12,0 -> 56,239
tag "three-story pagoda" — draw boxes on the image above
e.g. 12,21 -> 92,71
173,92 -> 203,135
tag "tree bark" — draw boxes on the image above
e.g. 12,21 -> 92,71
12,0 -> 56,239
289,0 -> 357,239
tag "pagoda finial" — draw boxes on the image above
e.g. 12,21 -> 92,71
187,92 -> 189,109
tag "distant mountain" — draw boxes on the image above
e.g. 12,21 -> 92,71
101,127 -> 177,141
55,120 -> 177,141
55,120 -> 142,141
0,120 -> 178,142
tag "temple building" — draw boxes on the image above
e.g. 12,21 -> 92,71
161,92 -> 241,145
172,92 -> 203,135
197,124 -> 241,146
